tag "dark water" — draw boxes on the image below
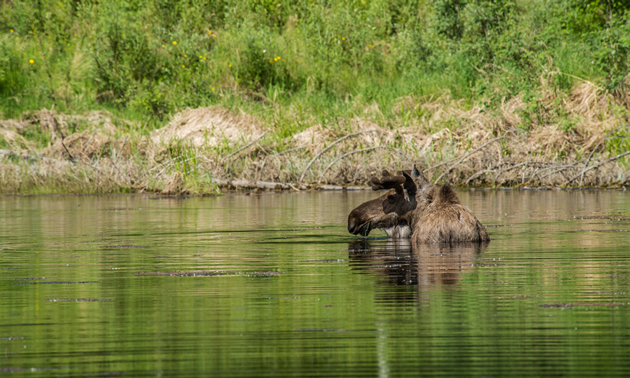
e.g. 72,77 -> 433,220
1,189 -> 629,376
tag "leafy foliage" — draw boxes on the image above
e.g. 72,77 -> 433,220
0,0 -> 629,121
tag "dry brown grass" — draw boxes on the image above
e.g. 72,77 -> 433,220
150,106 -> 265,148
1,87 -> 629,194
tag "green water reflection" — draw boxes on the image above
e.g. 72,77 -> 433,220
1,190 -> 629,376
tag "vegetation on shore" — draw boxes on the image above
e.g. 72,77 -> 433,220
1,0 -> 629,194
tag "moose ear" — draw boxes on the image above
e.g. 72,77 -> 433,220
409,165 -> 430,188
401,171 -> 418,196
411,165 -> 421,178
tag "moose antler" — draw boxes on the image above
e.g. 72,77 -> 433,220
370,170 -> 406,192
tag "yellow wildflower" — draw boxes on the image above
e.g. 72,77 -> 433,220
10,29 -> 13,33
342,37 -> 345,41
212,87 -> 215,90
182,65 -> 185,68
29,59 -> 34,64
199,55 -> 203,59
173,41 -> 177,45
229,64 -> 232,67
74,34 -> 77,37
209,30 -> 213,34
184,54 -> 187,57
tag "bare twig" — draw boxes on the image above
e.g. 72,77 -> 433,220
114,135 -> 129,164
299,129 -> 378,182
149,156 -> 178,172
81,132 -> 95,155
555,71 -> 605,91
493,161 -> 553,185
423,157 -> 458,173
154,156 -> 198,178
107,157 -> 130,186
224,130 -> 269,161
433,129 -> 516,184
271,145 -> 306,157
257,146 -> 306,180
317,146 -> 412,183
538,164 -> 580,181
464,162 -> 509,185
464,161 -> 553,185
579,124 -> 629,185
568,150 -> 630,184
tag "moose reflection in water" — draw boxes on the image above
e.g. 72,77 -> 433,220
348,166 -> 490,243
347,239 -> 489,286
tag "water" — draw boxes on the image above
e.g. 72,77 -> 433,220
1,189 -> 629,376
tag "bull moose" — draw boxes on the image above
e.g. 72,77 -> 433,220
348,166 -> 490,243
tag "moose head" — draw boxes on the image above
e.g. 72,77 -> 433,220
349,166 -> 490,243
347,170 -> 414,238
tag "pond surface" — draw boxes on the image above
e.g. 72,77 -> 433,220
1,189 -> 629,376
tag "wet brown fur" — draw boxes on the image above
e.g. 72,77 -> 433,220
380,169 -> 490,243
349,167 -> 490,243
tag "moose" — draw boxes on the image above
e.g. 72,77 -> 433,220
348,166 -> 490,244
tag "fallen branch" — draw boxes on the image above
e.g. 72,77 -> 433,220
317,146 -> 412,183
464,162 -> 510,185
212,178 -> 291,190
494,161 -> 553,185
464,161 -> 553,185
433,129 -> 516,184
299,129 -> 378,182
538,164 -> 580,181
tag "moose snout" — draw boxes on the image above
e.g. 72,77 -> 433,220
348,212 -> 367,235
348,217 -> 359,234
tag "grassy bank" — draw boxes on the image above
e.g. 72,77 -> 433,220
1,0 -> 629,194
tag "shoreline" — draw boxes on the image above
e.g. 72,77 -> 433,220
1,96 -> 629,195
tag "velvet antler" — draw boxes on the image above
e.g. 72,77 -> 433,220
370,170 -> 406,193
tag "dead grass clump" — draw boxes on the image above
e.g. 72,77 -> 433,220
0,127 -> 34,151
161,171 -> 185,195
151,106 -> 265,148
292,125 -> 336,150
43,131 -> 115,160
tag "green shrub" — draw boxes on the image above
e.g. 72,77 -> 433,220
0,0 -> 629,122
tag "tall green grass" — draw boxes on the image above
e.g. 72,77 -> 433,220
0,0 -> 628,130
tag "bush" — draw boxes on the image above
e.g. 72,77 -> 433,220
0,0 -> 629,121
